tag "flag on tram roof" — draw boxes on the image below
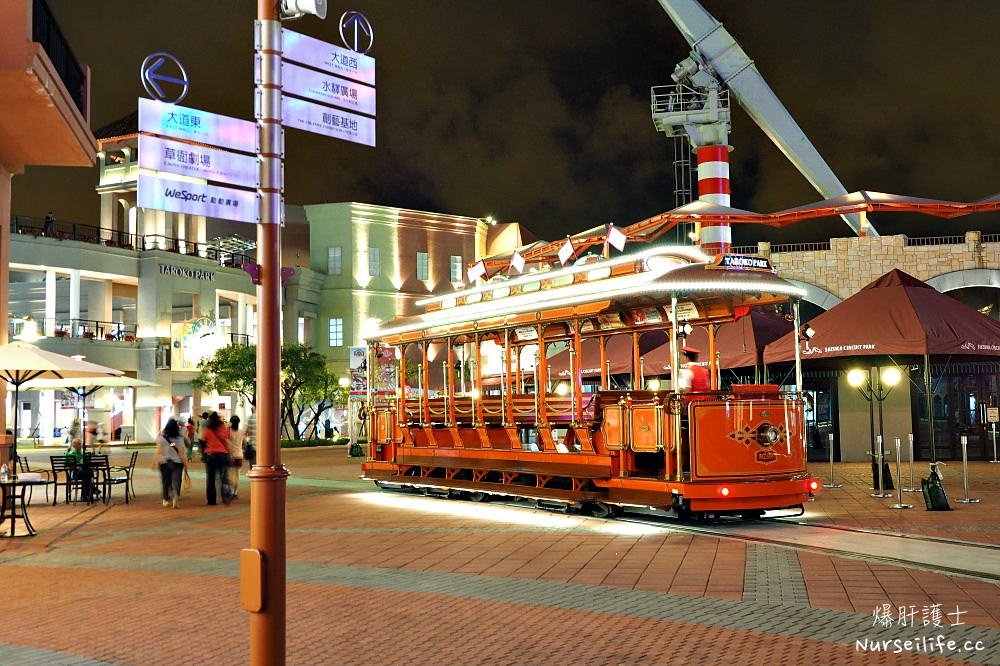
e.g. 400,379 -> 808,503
558,237 -> 575,266
606,223 -> 627,252
467,259 -> 487,283
510,249 -> 525,274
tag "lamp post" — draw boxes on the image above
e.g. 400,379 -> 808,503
848,366 -> 901,497
247,2 -> 326,664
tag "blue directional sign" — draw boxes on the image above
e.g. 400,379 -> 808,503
282,61 -> 376,117
140,52 -> 189,104
282,96 -> 375,147
339,11 -> 374,55
282,28 -> 374,85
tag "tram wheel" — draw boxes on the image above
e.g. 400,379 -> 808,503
468,492 -> 490,503
587,502 -> 619,519
740,510 -> 764,520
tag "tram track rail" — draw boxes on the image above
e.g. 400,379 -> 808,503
379,483 -> 1000,584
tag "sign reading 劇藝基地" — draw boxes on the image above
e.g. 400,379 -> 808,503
281,96 -> 375,147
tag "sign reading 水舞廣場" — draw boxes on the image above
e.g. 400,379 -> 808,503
137,173 -> 259,224
139,134 -> 260,189
282,28 -> 375,85
281,96 -> 375,147
138,98 -> 257,154
281,61 -> 376,117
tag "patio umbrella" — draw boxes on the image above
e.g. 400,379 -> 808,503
0,342 -> 123,466
22,376 -> 158,453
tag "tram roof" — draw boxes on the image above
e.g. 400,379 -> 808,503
371,247 -> 806,343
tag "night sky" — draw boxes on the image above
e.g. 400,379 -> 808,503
13,1 -> 1000,246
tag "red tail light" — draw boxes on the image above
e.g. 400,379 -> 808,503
809,480 -> 819,491
720,487 -> 730,497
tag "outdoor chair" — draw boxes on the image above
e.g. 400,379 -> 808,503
108,451 -> 138,503
49,456 -> 85,505
17,457 -> 51,503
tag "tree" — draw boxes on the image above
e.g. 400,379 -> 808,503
279,343 -> 328,439
191,343 -> 258,408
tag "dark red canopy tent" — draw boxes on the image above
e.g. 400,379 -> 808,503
764,269 -> 1000,460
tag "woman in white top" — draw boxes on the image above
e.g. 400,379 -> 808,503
227,415 -> 248,499
152,418 -> 188,508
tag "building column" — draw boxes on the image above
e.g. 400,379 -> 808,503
100,192 -> 114,236
194,215 -> 207,255
45,269 -> 57,336
237,292 -> 248,337
87,280 -> 113,328
69,269 -> 81,326
39,390 -> 55,447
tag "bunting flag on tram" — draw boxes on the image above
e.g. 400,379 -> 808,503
510,250 -> 525,274
606,223 -> 627,252
558,237 -> 575,266
466,259 -> 487,283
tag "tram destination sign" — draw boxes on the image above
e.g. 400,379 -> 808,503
139,134 -> 260,189
138,98 -> 258,154
137,173 -> 258,224
281,28 -> 375,85
281,96 -> 375,147
281,61 -> 376,116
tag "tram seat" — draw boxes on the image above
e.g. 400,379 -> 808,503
480,397 -> 505,424
542,396 -> 574,423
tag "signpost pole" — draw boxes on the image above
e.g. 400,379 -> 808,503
246,2 -> 288,664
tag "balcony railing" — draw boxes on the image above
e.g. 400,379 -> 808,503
10,215 -> 254,267
10,317 -> 139,342
31,0 -> 86,117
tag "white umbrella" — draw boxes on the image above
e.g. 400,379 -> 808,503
0,342 -> 123,464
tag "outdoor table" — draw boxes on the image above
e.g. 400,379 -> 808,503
0,478 -> 51,537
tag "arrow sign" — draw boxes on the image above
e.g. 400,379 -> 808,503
340,11 -> 374,55
140,52 -> 189,104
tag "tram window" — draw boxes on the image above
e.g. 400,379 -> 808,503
549,274 -> 574,288
521,281 -> 540,293
491,286 -> 510,299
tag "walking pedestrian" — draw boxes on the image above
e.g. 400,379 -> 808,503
185,417 -> 196,461
153,418 -> 188,509
245,407 -> 257,467
227,415 -> 247,499
201,412 -> 232,505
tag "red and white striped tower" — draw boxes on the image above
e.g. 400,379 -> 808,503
696,144 -> 732,255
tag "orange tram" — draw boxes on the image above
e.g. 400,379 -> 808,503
361,246 -> 819,519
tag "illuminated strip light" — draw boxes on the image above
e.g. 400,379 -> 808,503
415,245 -> 711,308
375,272 -> 806,338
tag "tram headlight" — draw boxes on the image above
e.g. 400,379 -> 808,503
756,423 -> 780,447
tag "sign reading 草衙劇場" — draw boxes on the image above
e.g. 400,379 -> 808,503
139,134 -> 260,189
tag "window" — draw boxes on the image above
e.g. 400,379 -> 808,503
327,246 -> 342,275
328,317 -> 343,347
416,251 -> 429,281
368,247 -> 381,276
450,255 -> 463,283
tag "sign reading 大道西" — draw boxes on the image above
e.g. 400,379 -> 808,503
281,28 -> 374,85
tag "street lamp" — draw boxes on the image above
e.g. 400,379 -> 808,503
848,366 -> 901,497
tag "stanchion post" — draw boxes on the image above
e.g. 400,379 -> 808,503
871,435 -> 892,498
989,422 -> 999,464
903,432 -> 919,492
888,437 -> 911,509
823,432 -> 841,488
955,434 -> 980,503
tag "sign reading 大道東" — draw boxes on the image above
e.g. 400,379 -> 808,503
138,98 -> 257,154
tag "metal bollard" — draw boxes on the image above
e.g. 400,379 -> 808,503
990,423 -> 999,464
823,432 -> 841,488
903,432 -> 919,492
871,435 -> 892,498
955,434 -> 980,503
888,437 -> 912,509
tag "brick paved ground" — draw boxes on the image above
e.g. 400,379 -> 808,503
1,446 -> 999,665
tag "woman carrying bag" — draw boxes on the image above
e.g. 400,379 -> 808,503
202,412 -> 232,505
153,418 -> 189,509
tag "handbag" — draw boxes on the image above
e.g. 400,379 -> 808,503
182,470 -> 192,490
